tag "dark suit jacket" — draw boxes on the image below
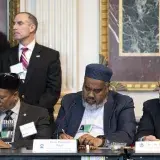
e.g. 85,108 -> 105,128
0,43 -> 61,115
12,101 -> 52,148
55,91 -> 136,145
136,99 -> 160,140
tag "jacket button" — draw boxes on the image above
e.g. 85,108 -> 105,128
22,95 -> 25,98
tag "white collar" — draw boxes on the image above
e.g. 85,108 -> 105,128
11,99 -> 20,115
19,39 -> 36,51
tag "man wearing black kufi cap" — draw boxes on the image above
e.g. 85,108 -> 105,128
0,73 -> 52,148
56,64 -> 136,147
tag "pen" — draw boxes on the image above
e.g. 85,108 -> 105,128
62,129 -> 66,134
62,129 -> 74,139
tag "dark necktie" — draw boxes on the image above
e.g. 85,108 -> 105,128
4,110 -> 13,120
20,48 -> 29,69
0,110 -> 14,143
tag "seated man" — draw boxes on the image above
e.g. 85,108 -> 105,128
56,64 -> 136,147
0,73 -> 52,148
136,99 -> 160,141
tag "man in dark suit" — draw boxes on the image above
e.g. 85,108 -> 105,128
56,64 -> 136,147
136,99 -> 160,141
0,73 -> 52,148
0,12 -> 61,123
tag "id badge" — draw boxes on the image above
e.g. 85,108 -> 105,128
1,131 -> 9,138
20,122 -> 37,138
79,124 -> 92,133
10,63 -> 24,74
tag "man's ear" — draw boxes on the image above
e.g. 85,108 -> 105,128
105,82 -> 110,92
13,91 -> 19,97
105,82 -> 110,88
30,24 -> 36,32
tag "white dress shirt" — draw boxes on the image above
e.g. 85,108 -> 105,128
0,100 -> 20,142
75,106 -> 104,139
18,39 -> 36,79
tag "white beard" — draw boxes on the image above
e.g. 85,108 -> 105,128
82,98 -> 107,111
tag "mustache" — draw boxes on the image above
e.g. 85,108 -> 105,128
86,97 -> 95,100
86,97 -> 96,103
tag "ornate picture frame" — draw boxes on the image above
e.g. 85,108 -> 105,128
100,0 -> 159,91
8,0 -> 20,46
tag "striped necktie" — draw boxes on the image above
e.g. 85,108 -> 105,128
0,110 -> 14,143
20,48 -> 29,69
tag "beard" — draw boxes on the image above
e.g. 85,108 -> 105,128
82,98 -> 107,111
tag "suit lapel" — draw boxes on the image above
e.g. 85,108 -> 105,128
25,43 -> 42,84
68,94 -> 85,136
103,91 -> 116,135
14,102 -> 29,142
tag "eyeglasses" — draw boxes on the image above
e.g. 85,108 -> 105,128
0,73 -> 20,79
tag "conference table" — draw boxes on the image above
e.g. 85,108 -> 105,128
1,147 -> 160,160
128,151 -> 160,160
0,147 -> 122,160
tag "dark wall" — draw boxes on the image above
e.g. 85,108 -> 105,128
0,0 -> 7,34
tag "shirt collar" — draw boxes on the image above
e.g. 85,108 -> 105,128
19,39 -> 36,52
11,99 -> 20,115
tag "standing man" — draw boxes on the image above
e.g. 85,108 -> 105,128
56,64 -> 136,147
0,12 -> 61,124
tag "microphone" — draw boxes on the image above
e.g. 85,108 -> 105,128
53,99 -> 76,139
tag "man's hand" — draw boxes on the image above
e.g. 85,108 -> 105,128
78,134 -> 103,147
59,133 -> 73,139
143,135 -> 159,141
0,140 -> 11,148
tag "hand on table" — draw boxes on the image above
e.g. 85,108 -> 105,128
78,134 -> 103,147
143,135 -> 159,141
59,133 -> 73,139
